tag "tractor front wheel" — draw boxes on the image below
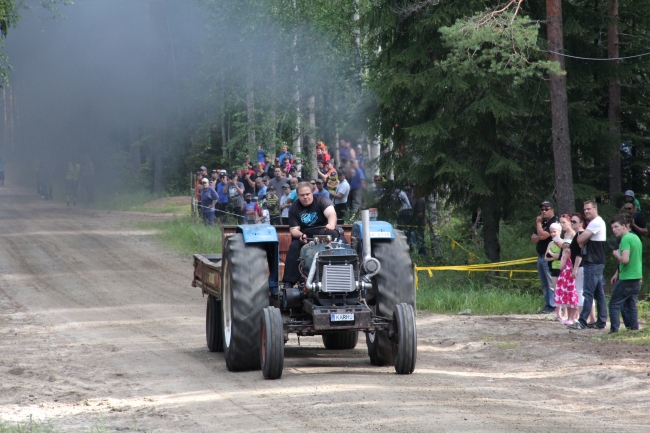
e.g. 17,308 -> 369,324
393,303 -> 417,374
260,306 -> 284,379
322,331 -> 359,350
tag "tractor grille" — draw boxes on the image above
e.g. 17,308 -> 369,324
321,265 -> 355,292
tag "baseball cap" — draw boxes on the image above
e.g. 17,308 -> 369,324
289,166 -> 297,172
268,186 -> 276,191
282,184 -> 290,189
219,170 -> 227,175
624,190 -> 635,198
244,193 -> 252,198
252,196 -> 259,201
539,200 -> 553,208
200,166 -> 207,171
201,178 -> 209,184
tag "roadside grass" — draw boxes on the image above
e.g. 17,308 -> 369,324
88,191 -> 190,214
134,216 -> 222,256
417,275 -> 539,315
602,300 -> 650,345
0,415 -> 109,433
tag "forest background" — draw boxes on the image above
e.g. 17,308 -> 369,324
1,0 -> 649,296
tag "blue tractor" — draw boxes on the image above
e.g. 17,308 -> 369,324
194,210 -> 416,379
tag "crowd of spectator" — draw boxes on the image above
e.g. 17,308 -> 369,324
532,191 -> 645,334
194,140 -> 369,227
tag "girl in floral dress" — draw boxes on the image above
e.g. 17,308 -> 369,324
555,242 -> 579,325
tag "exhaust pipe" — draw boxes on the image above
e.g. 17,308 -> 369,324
360,209 -> 381,277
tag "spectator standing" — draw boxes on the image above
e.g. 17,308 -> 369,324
544,223 -> 564,322
331,171 -> 350,224
315,179 -> 330,199
269,167 -> 289,192
318,160 -> 336,182
257,145 -> 266,163
557,215 -> 578,324
280,184 -> 292,224
349,160 -> 366,212
65,161 -> 81,206
356,143 -> 364,166
310,180 -> 318,194
395,187 -> 413,227
226,173 -> 245,222
195,170 -> 203,217
568,201 -> 608,330
209,170 -> 219,188
199,178 -> 218,226
289,166 -> 303,182
278,145 -> 293,166
242,193 -> 262,223
316,146 -> 330,164
624,190 -> 641,212
266,186 -> 281,225
81,156 -> 95,203
255,177 -> 267,200
531,200 -> 559,314
339,137 -> 356,163
608,214 -> 643,333
216,171 -> 230,223
622,202 -> 647,237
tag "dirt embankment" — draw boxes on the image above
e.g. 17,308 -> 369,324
1,185 -> 648,432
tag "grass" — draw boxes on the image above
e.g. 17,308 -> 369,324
416,275 -> 540,315
603,300 -> 650,345
134,216 -> 222,256
88,191 -> 190,214
0,415 -> 109,433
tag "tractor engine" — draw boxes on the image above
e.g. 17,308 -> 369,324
299,238 -> 362,306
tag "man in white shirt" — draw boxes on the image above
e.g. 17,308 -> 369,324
568,200 -> 608,330
330,171 -> 350,224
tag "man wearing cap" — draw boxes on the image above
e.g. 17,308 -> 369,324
356,144 -> 364,165
315,179 -> 330,199
209,169 -> 219,188
242,193 -> 262,223
624,190 -> 642,212
531,200 -> 559,314
622,201 -> 647,237
199,178 -> 218,226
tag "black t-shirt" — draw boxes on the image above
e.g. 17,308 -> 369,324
534,215 -> 559,257
570,232 -> 582,268
632,211 -> 646,237
288,194 -> 334,235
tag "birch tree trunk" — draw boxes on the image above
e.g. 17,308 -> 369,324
607,0 -> 622,201
546,0 -> 575,215
306,95 -> 318,179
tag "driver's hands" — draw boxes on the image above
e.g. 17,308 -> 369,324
300,233 -> 308,244
325,222 -> 335,231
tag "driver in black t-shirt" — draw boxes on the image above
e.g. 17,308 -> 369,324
283,181 -> 339,288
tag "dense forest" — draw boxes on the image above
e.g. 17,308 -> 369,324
3,0 -> 650,261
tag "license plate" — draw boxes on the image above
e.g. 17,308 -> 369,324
331,313 -> 354,322
369,231 -> 391,237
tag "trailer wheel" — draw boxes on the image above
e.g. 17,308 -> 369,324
206,294 -> 223,352
393,303 -> 417,374
366,230 -> 415,366
322,331 -> 359,350
222,234 -> 269,371
260,306 -> 284,379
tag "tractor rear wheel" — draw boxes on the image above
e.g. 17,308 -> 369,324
206,294 -> 223,352
222,234 -> 269,371
394,303 -> 417,374
322,331 -> 359,350
366,230 -> 415,366
260,306 -> 284,379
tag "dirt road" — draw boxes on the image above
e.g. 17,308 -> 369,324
1,185 -> 649,432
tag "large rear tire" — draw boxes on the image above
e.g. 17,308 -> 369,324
260,306 -> 284,379
206,294 -> 223,352
366,230 -> 415,366
322,331 -> 359,350
394,303 -> 417,374
222,234 -> 269,371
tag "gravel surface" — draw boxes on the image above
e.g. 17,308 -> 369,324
1,185 -> 649,432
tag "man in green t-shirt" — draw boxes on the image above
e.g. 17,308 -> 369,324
266,186 -> 281,226
609,214 -> 643,333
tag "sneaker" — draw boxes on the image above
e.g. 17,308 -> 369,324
537,307 -> 553,314
585,322 -> 606,329
567,321 -> 585,330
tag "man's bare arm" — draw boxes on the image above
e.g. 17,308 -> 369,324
577,229 -> 593,248
324,205 -> 337,230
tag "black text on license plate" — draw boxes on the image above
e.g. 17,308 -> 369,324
331,313 -> 354,322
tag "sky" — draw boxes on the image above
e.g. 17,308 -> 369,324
1,0 -> 206,175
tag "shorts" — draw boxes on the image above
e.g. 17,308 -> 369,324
550,268 -> 560,278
